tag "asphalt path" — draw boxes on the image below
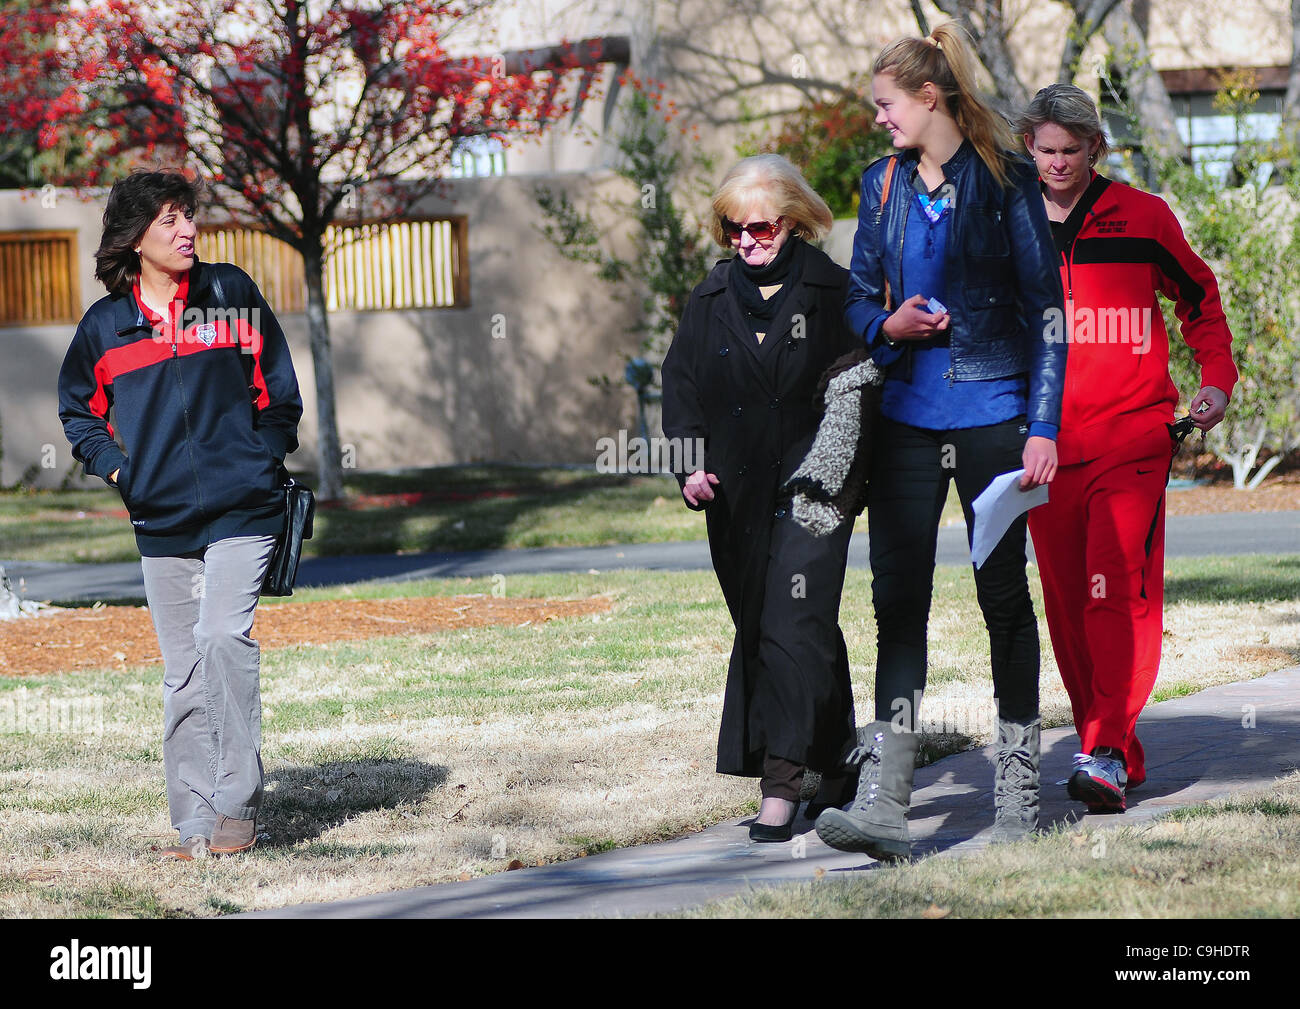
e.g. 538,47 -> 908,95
3,509 -> 1297,604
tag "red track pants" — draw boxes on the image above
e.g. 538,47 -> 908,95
1027,425 -> 1175,786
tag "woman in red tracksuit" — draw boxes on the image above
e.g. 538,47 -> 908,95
1017,84 -> 1237,811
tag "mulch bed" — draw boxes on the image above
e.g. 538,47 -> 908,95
0,595 -> 612,678
4,469 -> 1297,678
1166,471 -> 1300,515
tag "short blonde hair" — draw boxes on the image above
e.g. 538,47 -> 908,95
1015,84 -> 1112,165
709,154 -> 834,247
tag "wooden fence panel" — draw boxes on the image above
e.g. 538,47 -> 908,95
0,231 -> 79,327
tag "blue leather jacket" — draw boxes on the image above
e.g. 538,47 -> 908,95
845,140 -> 1067,429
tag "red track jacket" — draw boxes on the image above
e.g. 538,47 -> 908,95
1048,174 -> 1237,466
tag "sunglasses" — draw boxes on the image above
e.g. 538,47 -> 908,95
721,216 -> 784,243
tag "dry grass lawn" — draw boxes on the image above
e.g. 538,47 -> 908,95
0,555 -> 1296,917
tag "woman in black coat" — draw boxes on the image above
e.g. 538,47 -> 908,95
661,154 -> 861,841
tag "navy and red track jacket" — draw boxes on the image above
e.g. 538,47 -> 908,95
58,261 -> 303,556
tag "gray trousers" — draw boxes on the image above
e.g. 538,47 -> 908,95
141,534 -> 276,841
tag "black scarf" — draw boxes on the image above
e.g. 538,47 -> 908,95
730,235 -> 802,333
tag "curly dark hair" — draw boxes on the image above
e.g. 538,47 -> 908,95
95,170 -> 202,296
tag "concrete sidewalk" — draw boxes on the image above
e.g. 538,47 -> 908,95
239,664 -> 1300,919
7,509 -> 1299,603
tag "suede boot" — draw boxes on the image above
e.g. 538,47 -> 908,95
814,720 -> 919,860
990,716 -> 1040,843
210,815 -> 257,854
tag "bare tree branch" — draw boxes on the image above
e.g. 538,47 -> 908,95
909,0 -> 932,36
1283,0 -> 1300,141
931,0 -> 1031,111
1057,0 -> 1123,83
1101,1 -> 1184,162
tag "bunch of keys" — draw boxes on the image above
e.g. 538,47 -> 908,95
1171,402 -> 1210,445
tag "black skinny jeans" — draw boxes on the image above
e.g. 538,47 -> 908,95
868,417 -> 1041,728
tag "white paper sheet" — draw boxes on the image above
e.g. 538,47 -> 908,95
969,469 -> 1049,569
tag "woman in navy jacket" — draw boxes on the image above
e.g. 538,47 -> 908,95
814,23 -> 1066,859
59,171 -> 302,860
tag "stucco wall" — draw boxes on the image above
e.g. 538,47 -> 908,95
0,174 -> 647,487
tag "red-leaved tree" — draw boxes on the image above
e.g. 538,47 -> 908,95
0,0 -> 599,498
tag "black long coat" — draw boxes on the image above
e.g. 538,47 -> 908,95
661,240 -> 860,776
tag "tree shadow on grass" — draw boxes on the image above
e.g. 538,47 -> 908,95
299,466 -> 666,558
259,758 -> 448,847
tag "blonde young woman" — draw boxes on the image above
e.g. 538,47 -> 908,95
661,155 -> 861,841
814,24 -> 1066,858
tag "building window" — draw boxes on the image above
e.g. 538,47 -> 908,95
0,230 -> 80,327
197,217 -> 469,312
1171,90 -> 1284,182
449,136 -> 507,177
325,218 -> 469,310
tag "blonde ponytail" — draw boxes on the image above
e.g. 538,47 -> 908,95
873,21 -> 1017,187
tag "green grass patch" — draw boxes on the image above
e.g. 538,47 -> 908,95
568,836 -> 619,855
1,466 -> 710,563
1166,796 -> 1300,820
2,465 -> 970,565
22,821 -> 119,852
1164,554 -> 1300,604
293,840 -> 413,860
49,881 -> 194,919
1149,681 -> 1202,703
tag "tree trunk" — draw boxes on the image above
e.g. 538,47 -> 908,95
301,241 -> 345,501
932,0 -> 1031,112
1102,3 -> 1184,164
1058,0 -> 1124,84
907,0 -> 931,37
1283,0 -> 1300,143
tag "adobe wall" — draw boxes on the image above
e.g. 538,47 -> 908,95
0,173 -> 650,487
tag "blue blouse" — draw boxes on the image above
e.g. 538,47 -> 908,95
867,193 -> 1058,440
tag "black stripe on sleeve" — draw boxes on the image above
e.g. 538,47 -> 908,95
1071,236 -> 1205,321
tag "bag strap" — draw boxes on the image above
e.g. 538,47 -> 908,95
210,266 -> 258,393
879,155 -> 898,208
878,156 -> 898,311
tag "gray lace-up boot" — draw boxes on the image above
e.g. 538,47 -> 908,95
814,720 -> 919,861
990,716 -> 1040,843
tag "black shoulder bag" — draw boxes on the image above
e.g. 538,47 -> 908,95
261,477 -> 315,596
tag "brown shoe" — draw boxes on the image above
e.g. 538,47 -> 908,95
159,835 -> 209,861
209,815 -> 257,854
